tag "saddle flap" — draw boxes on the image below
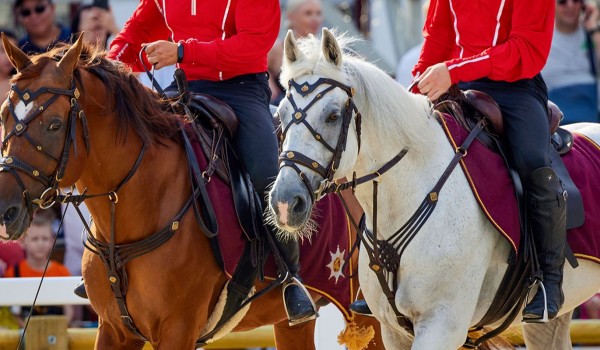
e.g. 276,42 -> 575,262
463,90 -> 503,135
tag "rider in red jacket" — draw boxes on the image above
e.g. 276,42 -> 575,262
84,0 -> 317,326
352,0 -> 565,324
107,0 -> 277,81
413,0 -> 554,87
416,0 -> 564,323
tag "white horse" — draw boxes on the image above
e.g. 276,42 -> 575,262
268,28 -> 600,350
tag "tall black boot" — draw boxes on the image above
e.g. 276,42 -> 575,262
522,167 -> 567,323
74,279 -> 88,299
273,234 -> 318,325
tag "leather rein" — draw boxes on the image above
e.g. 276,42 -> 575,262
278,78 -> 486,332
1,78 -> 196,341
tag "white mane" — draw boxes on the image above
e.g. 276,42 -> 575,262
280,32 -> 435,156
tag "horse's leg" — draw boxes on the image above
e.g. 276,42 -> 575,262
522,310 -> 573,350
380,324 -> 412,350
273,318 -> 316,350
95,318 -> 145,350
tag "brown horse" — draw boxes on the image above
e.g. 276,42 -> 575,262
0,35 -> 383,349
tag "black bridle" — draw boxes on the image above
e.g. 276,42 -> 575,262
276,76 -> 488,333
277,78 -> 362,200
0,82 -> 90,217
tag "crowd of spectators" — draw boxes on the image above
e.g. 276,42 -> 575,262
0,0 -> 599,337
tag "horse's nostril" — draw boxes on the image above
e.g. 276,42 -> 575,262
3,206 -> 19,225
290,195 -> 307,215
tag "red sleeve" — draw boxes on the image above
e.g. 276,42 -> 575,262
412,0 -> 456,77
446,1 -> 555,83
183,0 -> 280,72
107,0 -> 171,72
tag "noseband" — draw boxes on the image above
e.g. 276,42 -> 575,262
277,78 -> 362,200
0,82 -> 91,217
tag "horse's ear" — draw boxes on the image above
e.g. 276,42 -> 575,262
321,28 -> 342,67
2,32 -> 31,72
57,34 -> 84,76
284,29 -> 305,64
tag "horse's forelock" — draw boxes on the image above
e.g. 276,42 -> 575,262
280,31 -> 355,87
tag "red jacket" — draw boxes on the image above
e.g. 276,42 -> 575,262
108,0 -> 280,81
413,0 -> 555,84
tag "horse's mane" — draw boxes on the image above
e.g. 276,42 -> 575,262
281,32 -> 434,153
11,43 -> 180,145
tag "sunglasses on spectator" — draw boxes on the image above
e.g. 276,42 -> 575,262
19,4 -> 48,18
557,0 -> 583,4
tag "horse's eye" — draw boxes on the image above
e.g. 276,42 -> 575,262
327,113 -> 340,122
48,121 -> 62,131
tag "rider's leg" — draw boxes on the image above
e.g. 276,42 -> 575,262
187,74 -> 317,324
461,75 -> 566,322
522,167 -> 566,321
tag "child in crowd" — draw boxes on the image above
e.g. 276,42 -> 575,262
4,210 -> 74,326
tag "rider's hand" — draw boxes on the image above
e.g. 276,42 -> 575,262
417,63 -> 452,101
142,40 -> 178,70
584,1 -> 600,33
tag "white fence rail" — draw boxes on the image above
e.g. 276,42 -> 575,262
0,277 -> 89,306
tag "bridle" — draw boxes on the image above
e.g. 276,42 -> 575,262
277,77 -> 362,200
276,75 -> 487,333
0,81 -> 90,218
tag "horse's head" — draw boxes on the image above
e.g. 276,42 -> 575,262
268,29 -> 361,235
0,34 -> 85,239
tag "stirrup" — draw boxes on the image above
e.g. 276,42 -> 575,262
522,279 -> 549,323
282,276 -> 319,326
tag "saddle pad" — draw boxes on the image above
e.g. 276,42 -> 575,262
191,139 -> 355,319
440,114 -> 600,264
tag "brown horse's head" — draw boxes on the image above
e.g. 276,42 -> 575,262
0,33 -> 84,239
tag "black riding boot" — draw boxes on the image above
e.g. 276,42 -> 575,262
349,299 -> 373,316
74,279 -> 88,299
274,235 -> 318,325
522,167 -> 567,323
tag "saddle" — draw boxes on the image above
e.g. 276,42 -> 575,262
438,86 -> 571,154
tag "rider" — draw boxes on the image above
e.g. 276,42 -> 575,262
76,0 -> 317,325
351,0 -> 566,323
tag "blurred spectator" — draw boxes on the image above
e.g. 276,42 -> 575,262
61,203 -> 89,277
71,4 -> 119,49
0,240 -> 24,277
395,0 -> 429,87
268,0 -> 323,104
0,238 -> 24,330
0,29 -> 17,99
542,0 -> 600,124
4,210 -> 74,326
14,0 -> 71,55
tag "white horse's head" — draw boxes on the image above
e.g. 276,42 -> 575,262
268,29 -> 362,235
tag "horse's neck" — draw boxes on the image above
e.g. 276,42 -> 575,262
75,127 -> 190,243
350,93 -> 455,238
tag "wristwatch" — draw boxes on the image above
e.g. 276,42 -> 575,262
177,42 -> 184,63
